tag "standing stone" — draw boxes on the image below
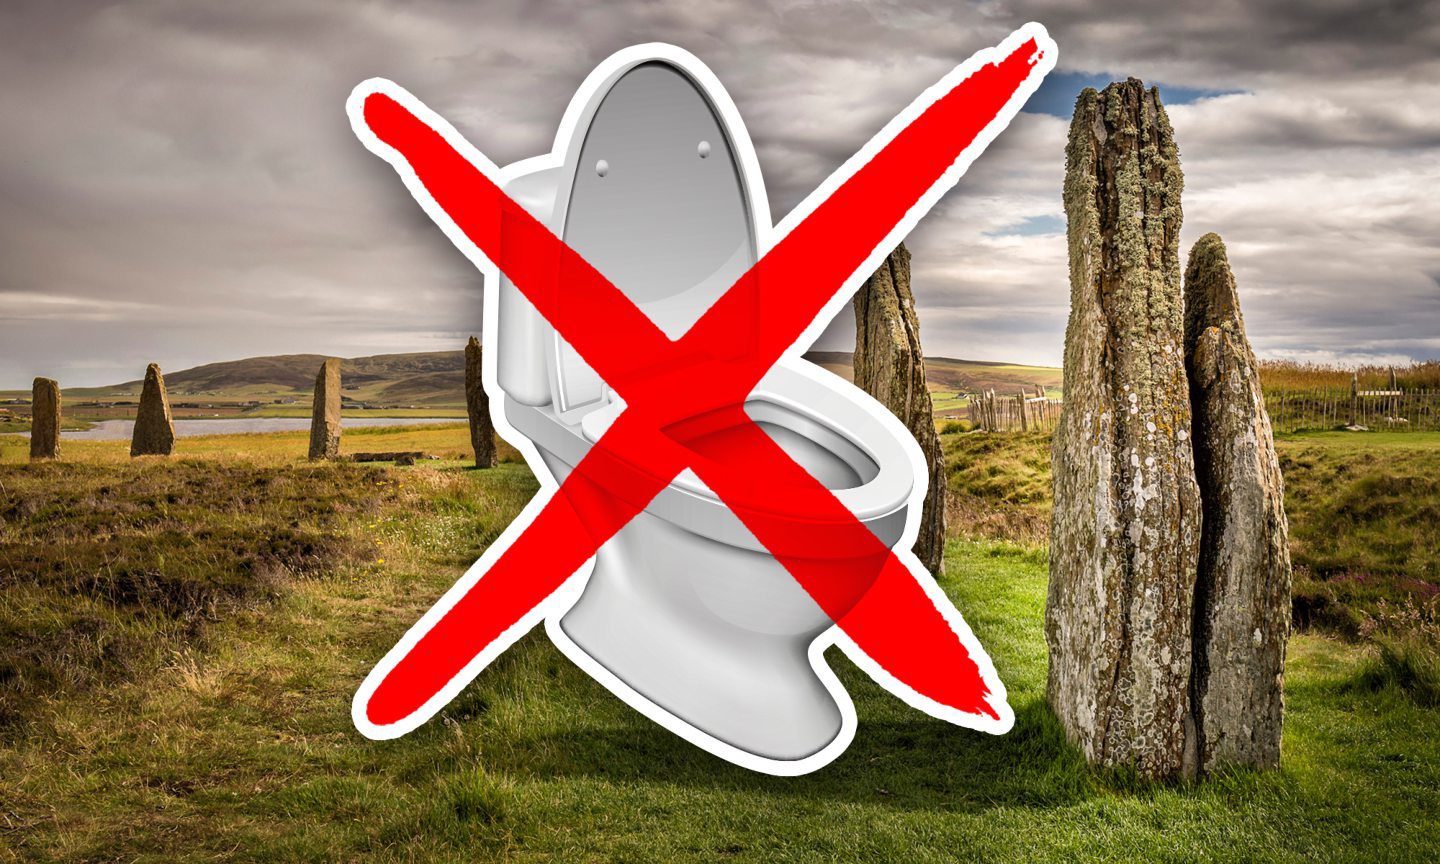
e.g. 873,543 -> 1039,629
465,337 -> 498,468
853,243 -> 946,575
1047,80 -> 1201,780
29,377 -> 61,461
308,358 -> 341,460
1184,233 -> 1291,773
130,363 -> 175,456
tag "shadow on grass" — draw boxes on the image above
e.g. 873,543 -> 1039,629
491,693 -> 1092,814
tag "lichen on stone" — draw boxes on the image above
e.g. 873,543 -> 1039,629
1048,78 -> 1200,781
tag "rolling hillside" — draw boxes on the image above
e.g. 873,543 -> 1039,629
4,350 -> 1061,416
807,351 -> 1062,394
66,351 -> 469,408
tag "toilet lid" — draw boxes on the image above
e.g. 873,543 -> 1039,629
546,60 -> 761,420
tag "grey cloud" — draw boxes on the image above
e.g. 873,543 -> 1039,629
0,0 -> 1436,386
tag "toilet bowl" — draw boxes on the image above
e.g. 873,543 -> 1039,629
494,51 -> 916,764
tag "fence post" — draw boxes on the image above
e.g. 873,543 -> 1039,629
1018,391 -> 1029,432
1390,367 -> 1400,421
1350,373 -> 1359,427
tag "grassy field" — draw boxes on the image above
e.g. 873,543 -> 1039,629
2,406 -> 467,424
941,430 -> 1440,628
2,427 -> 1438,861
0,418 -> 93,435
0,423 -> 490,466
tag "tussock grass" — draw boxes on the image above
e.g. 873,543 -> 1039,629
943,431 -> 1052,546
0,459 -> 391,730
1275,432 -> 1440,633
940,429 -> 1440,634
4,525 -> 1438,861
1,427 -> 1438,860
1356,597 -> 1440,706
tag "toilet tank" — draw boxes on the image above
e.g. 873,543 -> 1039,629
496,166 -> 562,406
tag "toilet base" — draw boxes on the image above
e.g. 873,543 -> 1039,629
556,508 -> 847,763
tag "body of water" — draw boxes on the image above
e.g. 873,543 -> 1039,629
14,417 -> 465,441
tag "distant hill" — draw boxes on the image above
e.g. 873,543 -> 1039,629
806,351 -> 1062,395
76,351 -> 469,407
30,350 -> 1058,411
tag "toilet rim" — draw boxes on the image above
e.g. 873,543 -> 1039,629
576,361 -> 915,524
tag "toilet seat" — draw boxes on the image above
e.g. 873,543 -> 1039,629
505,360 -> 913,556
582,361 -> 911,510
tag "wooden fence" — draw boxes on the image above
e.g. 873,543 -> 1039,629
963,373 -> 1440,435
1266,375 -> 1440,433
967,386 -> 1062,433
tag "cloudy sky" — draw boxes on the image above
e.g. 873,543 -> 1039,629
2,0 -> 1437,387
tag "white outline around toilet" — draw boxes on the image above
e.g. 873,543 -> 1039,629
347,23 -> 1057,776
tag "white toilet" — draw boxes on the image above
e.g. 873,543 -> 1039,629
495,55 -> 916,764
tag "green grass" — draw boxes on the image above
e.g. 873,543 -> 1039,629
0,459 -> 393,729
943,431 -> 1054,545
2,429 -> 1438,860
0,417 -> 94,434
940,429 -> 1440,628
1270,432 -> 1440,632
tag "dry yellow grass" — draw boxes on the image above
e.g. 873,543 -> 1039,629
0,423 -> 521,467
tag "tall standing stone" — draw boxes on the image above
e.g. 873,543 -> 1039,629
853,243 -> 946,575
1047,80 -> 1201,780
130,363 -> 175,456
465,337 -> 498,468
1184,233 -> 1291,773
29,377 -> 61,462
308,358 -> 341,460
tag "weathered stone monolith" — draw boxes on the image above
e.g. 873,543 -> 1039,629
1047,80 -> 1201,780
465,337 -> 497,469
308,358 -> 341,460
29,377 -> 60,461
130,363 -> 175,456
853,243 -> 946,575
1184,233 -> 1291,773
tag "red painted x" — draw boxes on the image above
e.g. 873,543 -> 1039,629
355,34 -> 1049,732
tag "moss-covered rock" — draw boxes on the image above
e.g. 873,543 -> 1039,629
853,243 -> 946,575
1048,79 -> 1200,781
1184,232 -> 1292,773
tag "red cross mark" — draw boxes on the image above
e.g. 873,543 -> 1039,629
352,27 -> 1054,741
